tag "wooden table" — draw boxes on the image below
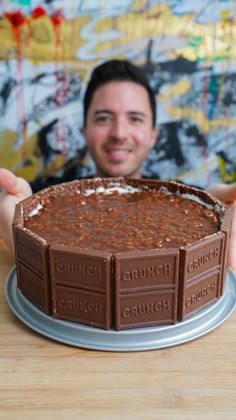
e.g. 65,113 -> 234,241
0,239 -> 236,419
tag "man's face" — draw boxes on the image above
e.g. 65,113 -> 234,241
83,81 -> 157,178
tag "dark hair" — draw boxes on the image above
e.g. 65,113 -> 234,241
83,59 -> 156,127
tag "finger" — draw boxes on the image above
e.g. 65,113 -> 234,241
208,183 -> 236,203
0,168 -> 32,197
0,168 -> 20,194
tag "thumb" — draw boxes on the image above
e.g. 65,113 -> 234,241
0,168 -> 32,197
208,183 -> 236,203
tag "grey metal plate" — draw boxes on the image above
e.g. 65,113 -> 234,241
5,267 -> 236,352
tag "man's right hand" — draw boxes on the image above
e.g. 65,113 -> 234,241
0,168 -> 32,254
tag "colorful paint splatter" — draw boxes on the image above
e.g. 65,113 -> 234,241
0,0 -> 235,188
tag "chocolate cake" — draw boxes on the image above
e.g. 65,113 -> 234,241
12,177 -> 232,330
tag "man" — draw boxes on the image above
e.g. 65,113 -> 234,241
0,59 -> 235,270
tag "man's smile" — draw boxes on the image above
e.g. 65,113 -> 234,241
104,146 -> 133,162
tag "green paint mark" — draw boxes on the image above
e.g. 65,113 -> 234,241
218,156 -> 236,183
196,57 -> 208,63
188,36 -> 202,48
214,55 -> 231,62
10,0 -> 31,6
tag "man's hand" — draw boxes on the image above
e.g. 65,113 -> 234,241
208,183 -> 236,273
0,168 -> 32,254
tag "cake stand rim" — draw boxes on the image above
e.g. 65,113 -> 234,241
5,266 -> 236,352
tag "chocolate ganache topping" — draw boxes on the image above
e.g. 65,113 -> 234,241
23,179 -> 222,252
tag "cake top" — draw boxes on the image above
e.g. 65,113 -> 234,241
14,178 -> 225,253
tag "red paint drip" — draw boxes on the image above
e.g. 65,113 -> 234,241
50,10 -> 67,163
51,10 -> 63,47
32,6 -> 46,19
200,70 -> 210,187
222,18 -> 232,156
5,11 -> 27,158
26,7 -> 47,48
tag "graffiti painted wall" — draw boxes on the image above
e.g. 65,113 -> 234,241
0,0 -> 235,188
